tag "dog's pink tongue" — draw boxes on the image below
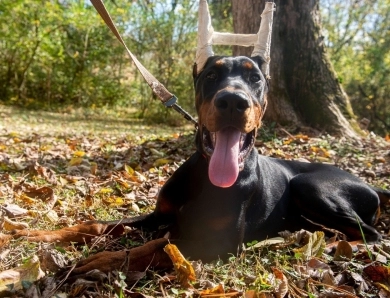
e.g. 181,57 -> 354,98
209,127 -> 240,188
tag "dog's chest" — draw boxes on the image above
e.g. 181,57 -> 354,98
176,186 -> 247,241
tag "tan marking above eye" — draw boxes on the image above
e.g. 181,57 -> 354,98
215,59 -> 224,67
243,61 -> 254,69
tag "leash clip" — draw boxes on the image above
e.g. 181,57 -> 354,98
163,95 -> 198,127
163,96 -> 178,107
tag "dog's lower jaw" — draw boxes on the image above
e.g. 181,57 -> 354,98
201,126 -> 256,188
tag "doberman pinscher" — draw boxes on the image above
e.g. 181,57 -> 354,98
8,55 -> 387,274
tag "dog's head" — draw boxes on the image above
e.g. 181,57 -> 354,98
192,1 -> 274,188
193,55 -> 268,188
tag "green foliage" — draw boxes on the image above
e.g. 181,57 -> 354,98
321,0 -> 390,136
0,0 -> 129,108
0,0 -> 198,124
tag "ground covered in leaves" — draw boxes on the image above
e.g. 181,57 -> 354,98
0,105 -> 389,297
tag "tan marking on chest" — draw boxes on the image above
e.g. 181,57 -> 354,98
208,216 -> 235,231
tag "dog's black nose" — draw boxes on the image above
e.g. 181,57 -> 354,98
214,92 -> 250,114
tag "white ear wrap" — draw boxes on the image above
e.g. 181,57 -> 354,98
195,1 -> 275,75
251,2 -> 275,78
196,0 -> 214,74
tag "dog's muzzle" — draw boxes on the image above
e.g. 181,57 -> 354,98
202,126 -> 256,188
198,89 -> 261,188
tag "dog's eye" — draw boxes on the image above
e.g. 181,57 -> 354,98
206,72 -> 217,80
250,74 -> 261,83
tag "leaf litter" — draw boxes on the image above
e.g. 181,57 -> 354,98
0,105 -> 389,297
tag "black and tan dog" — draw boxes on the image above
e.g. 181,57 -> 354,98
7,55 -> 387,275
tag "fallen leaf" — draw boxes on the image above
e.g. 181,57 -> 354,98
0,234 -> 12,247
294,231 -> 325,260
18,193 -> 37,205
99,188 -> 113,194
334,240 -> 353,261
73,150 -> 86,157
150,148 -> 164,157
363,264 -> 390,282
2,204 -> 28,218
44,210 -> 59,224
199,283 -> 225,296
124,164 -> 135,176
245,290 -> 274,298
32,163 -> 58,185
90,162 -> 98,175
3,217 -> 29,231
39,249 -> 69,272
164,243 -> 195,287
272,267 -> 288,298
248,237 -> 285,249
24,186 -> 57,208
69,157 -> 84,166
135,171 -> 147,182
0,255 -> 45,292
103,196 -> 124,207
153,158 -> 172,167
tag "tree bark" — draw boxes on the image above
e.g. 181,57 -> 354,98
232,0 -> 359,137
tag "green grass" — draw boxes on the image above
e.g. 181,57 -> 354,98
0,104 -> 193,137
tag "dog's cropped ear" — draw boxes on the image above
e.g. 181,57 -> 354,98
250,55 -> 270,90
250,55 -> 266,72
251,2 -> 275,81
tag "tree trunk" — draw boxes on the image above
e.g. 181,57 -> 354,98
232,0 -> 359,137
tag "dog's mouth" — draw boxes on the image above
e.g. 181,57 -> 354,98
202,126 -> 256,188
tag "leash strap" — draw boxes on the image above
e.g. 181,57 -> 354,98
90,0 -> 198,126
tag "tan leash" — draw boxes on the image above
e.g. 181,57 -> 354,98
90,0 -> 198,126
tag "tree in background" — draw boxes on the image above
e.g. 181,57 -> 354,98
232,0 -> 359,137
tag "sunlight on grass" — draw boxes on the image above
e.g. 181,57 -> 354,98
0,105 -> 193,138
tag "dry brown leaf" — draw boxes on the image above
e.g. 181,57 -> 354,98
334,240 -> 353,261
272,267 -> 288,298
0,234 -> 12,247
2,204 -> 28,218
199,283 -> 225,296
363,264 -> 390,283
293,231 -> 325,260
163,243 -> 196,287
3,217 -> 29,231
0,255 -> 45,292
245,290 -> 274,298
39,249 -> 69,272
32,163 -> 58,185
44,210 -> 59,224
24,186 -> 56,205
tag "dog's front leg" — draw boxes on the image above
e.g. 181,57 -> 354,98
8,215 -> 150,245
68,238 -> 172,276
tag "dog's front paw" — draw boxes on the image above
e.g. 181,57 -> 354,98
67,238 -> 172,278
71,251 -> 129,275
